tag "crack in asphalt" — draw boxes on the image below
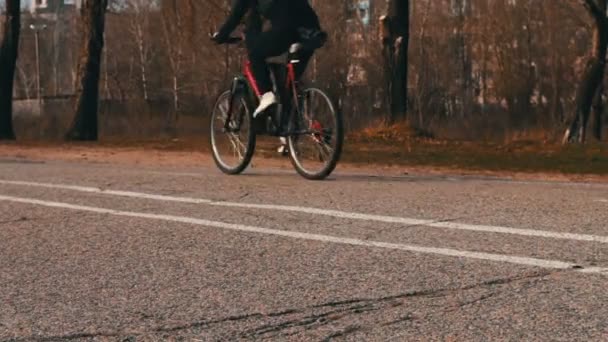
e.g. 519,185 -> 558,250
4,270 -> 557,342
237,192 -> 250,200
317,269 -> 553,310
235,304 -> 378,339
229,270 -> 555,340
429,290 -> 499,319
2,312 -> 273,342
454,292 -> 497,309
157,312 -> 268,333
382,313 -> 415,327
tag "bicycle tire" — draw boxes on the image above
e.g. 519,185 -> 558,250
210,90 -> 256,175
288,87 -> 344,180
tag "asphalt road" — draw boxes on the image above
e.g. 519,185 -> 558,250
1,158 -> 608,341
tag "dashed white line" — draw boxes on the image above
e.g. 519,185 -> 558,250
1,179 -> 608,244
1,194 -> 606,275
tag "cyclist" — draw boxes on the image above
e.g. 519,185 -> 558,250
211,0 -> 323,119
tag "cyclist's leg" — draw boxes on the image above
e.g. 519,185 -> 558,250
294,49 -> 314,81
277,50 -> 313,157
246,29 -> 297,151
246,29 -> 294,95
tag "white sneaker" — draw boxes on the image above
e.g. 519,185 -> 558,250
253,92 -> 278,118
277,137 -> 288,155
277,145 -> 289,156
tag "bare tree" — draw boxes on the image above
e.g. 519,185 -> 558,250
0,0 -> 21,140
125,0 -> 157,101
563,0 -> 608,144
161,0 -> 185,134
66,0 -> 110,141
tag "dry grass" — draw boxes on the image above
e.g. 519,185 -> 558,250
345,122 -> 608,175
6,117 -> 608,176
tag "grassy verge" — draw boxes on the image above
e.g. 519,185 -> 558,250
343,124 -> 608,175
342,139 -> 608,175
3,127 -> 608,175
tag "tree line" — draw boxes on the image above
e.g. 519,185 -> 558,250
0,0 -> 606,143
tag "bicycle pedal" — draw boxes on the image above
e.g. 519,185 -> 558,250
323,128 -> 333,145
277,145 -> 289,157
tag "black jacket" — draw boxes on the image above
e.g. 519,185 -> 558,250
218,0 -> 321,38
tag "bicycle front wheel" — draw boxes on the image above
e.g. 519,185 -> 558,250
210,90 -> 256,175
288,87 -> 344,180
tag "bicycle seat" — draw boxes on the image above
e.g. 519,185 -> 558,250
266,43 -> 304,65
265,34 -> 325,65
266,46 -> 301,65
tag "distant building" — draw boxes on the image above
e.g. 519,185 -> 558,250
29,0 -> 80,19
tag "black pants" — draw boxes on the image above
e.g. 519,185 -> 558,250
246,28 -> 313,94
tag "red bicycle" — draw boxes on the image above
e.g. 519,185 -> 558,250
210,36 -> 343,180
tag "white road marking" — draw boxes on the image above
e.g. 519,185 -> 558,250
595,199 -> 608,203
1,194 -> 606,275
1,179 -> 608,244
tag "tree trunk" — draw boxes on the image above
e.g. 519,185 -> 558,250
564,0 -> 608,144
161,0 -> 183,136
136,25 -> 149,101
382,0 -> 410,123
550,56 -> 563,127
0,0 -> 21,140
592,81 -> 604,140
103,35 -> 110,99
65,0 -> 109,141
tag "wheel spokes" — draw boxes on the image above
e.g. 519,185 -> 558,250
211,91 -> 254,174
289,87 -> 340,179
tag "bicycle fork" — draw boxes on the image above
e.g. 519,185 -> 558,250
224,76 -> 249,132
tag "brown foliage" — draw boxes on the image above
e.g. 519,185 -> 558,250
10,0 -> 608,142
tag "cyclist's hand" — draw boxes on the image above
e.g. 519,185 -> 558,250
211,31 -> 228,44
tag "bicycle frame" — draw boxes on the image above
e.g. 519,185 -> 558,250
225,57 -> 303,137
243,61 -> 262,98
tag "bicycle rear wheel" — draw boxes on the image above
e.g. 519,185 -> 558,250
210,90 -> 256,175
288,87 -> 343,180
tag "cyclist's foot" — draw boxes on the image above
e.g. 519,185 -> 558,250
277,145 -> 289,156
278,137 -> 289,156
253,92 -> 278,118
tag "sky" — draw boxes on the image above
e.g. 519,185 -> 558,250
0,0 -> 78,9
0,0 -> 29,7
0,0 -> 36,9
